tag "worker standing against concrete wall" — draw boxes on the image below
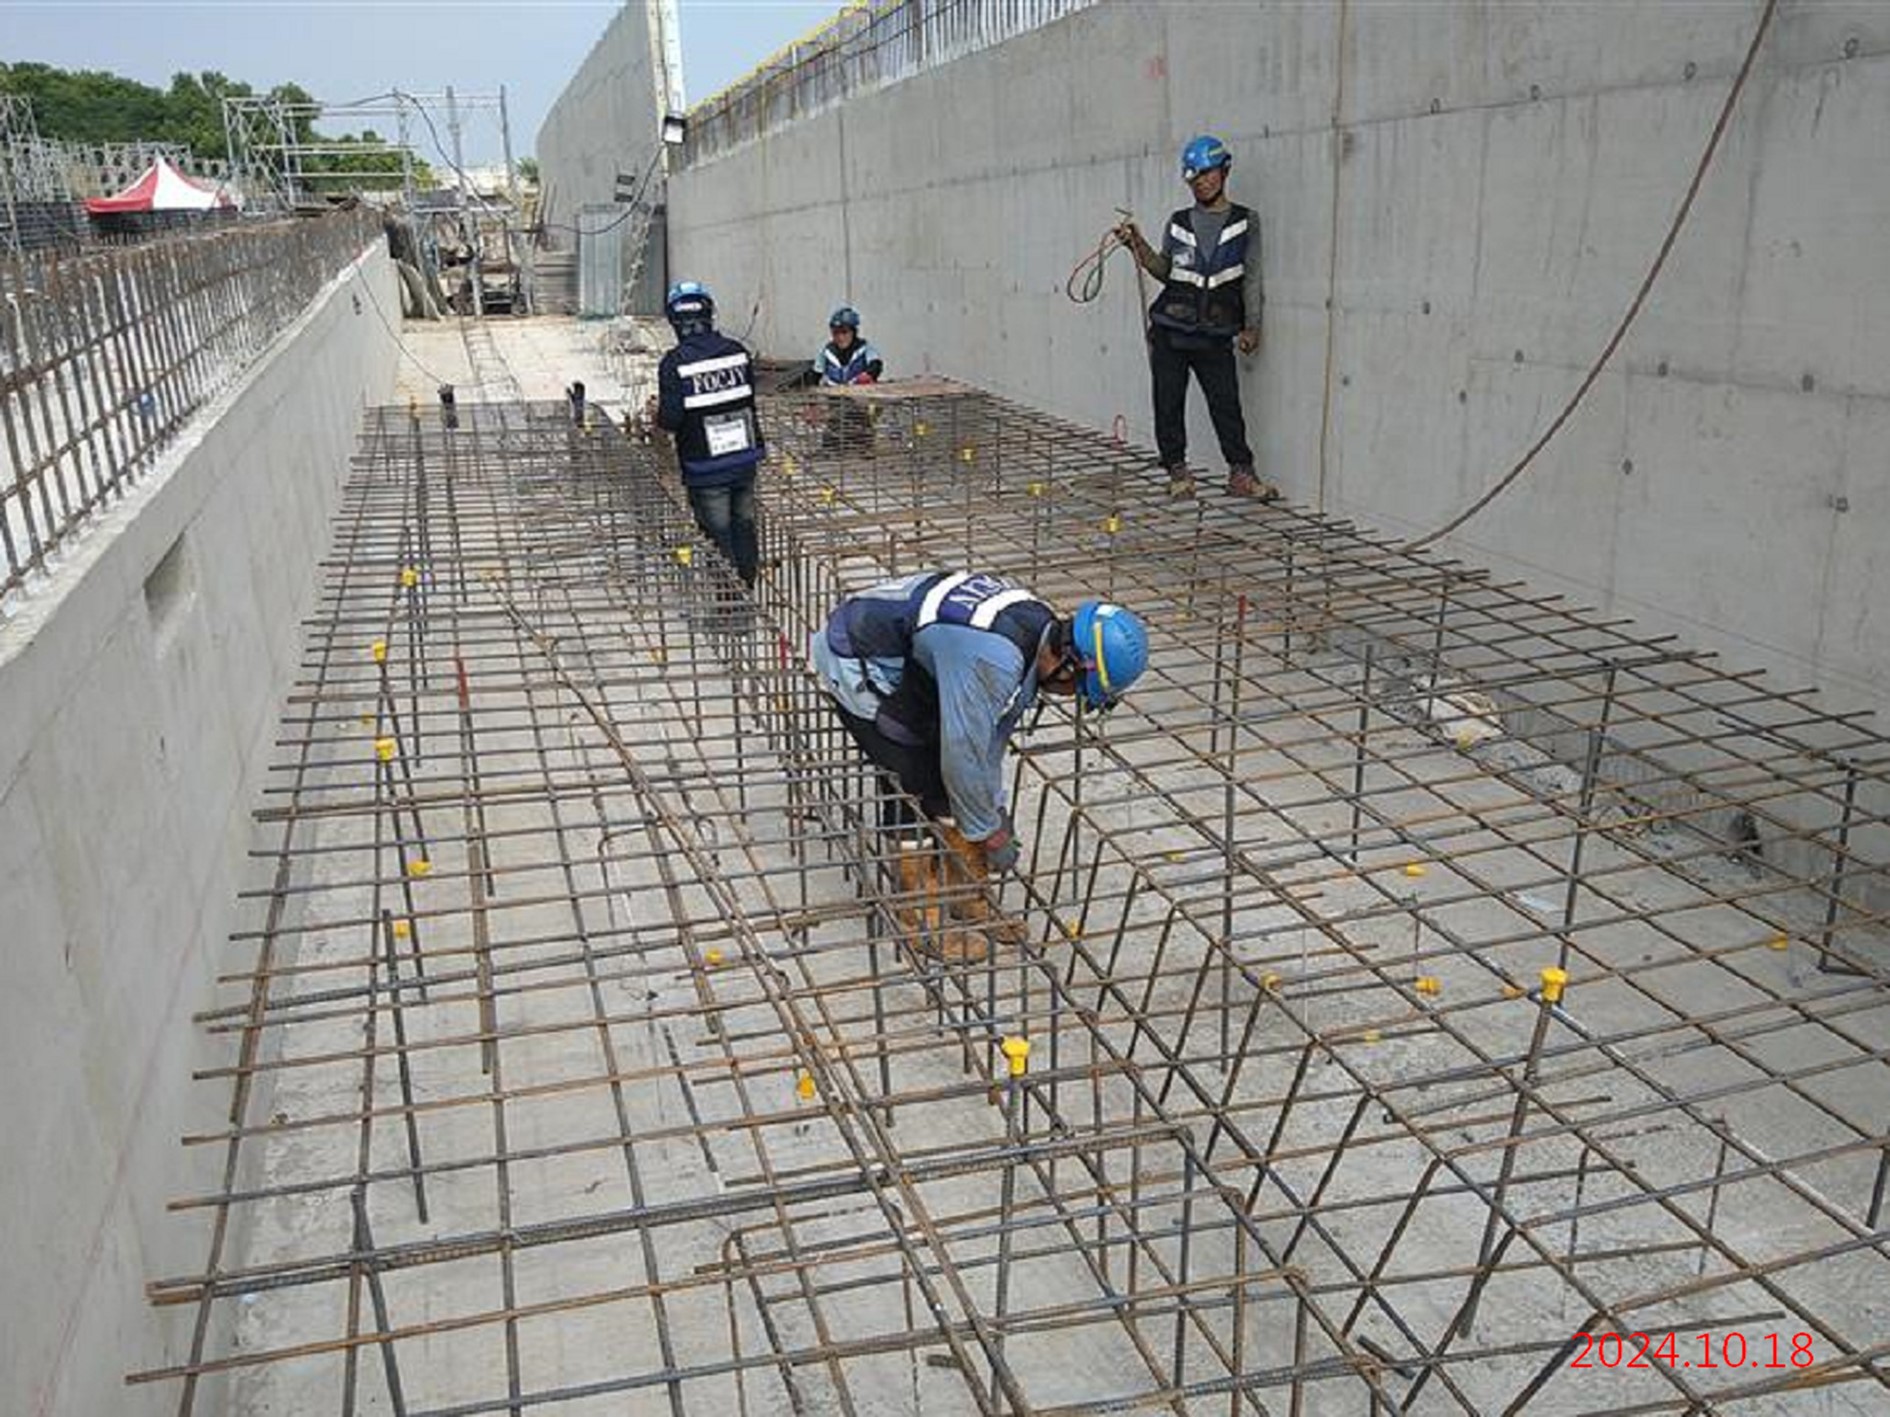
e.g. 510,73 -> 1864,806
1116,135 -> 1278,503
654,280 -> 766,585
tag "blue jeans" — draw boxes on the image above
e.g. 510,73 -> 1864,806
687,475 -> 759,586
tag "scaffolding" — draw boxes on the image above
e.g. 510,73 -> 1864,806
135,382 -> 1890,1414
224,87 -> 525,312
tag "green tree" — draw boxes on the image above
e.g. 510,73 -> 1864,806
0,62 -> 441,192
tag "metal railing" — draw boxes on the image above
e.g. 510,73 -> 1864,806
682,0 -> 1096,164
1,209 -> 379,605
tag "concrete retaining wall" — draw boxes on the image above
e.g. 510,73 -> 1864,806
666,0 -> 1890,724
538,1 -> 669,311
0,244 -> 399,1417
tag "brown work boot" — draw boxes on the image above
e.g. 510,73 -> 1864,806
894,844 -> 987,963
935,823 -> 1028,946
1164,464 -> 1198,499
1227,465 -> 1281,502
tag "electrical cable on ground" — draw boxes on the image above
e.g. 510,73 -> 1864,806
1405,0 -> 1779,552
350,262 -> 481,392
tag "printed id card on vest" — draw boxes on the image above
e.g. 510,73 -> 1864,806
704,410 -> 754,457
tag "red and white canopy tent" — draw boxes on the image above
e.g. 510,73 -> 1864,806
85,158 -> 236,214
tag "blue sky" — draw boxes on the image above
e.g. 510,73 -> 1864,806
0,1 -> 841,160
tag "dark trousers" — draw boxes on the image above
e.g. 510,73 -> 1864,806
687,475 -> 759,586
836,709 -> 946,835
1150,326 -> 1252,471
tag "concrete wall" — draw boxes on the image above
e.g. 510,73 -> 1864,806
538,1 -> 670,310
666,0 -> 1890,723
0,244 -> 399,1417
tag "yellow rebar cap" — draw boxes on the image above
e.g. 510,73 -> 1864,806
1000,1036 -> 1031,1076
1539,966 -> 1568,1003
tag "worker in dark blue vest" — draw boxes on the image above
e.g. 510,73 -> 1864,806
812,571 -> 1150,962
1116,135 -> 1279,502
795,305 -> 885,451
654,281 -> 765,585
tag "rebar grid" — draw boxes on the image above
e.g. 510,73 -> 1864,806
135,385 -> 1890,1416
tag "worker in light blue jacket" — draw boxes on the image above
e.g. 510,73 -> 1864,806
812,570 -> 1150,962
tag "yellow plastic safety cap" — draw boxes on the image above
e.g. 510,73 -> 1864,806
1028,481 -> 1045,498
400,567 -> 419,589
914,421 -> 930,437
408,858 -> 432,878
1415,975 -> 1442,996
1539,966 -> 1568,1004
819,486 -> 837,504
392,919 -> 411,939
1000,1036 -> 1031,1077
705,948 -> 724,967
1103,515 -> 1121,535
1362,1029 -> 1382,1045
796,1072 -> 817,1101
374,737 -> 397,762
1401,863 -> 1427,879
371,640 -> 388,663
1261,972 -> 1283,992
1765,934 -> 1790,952
959,446 -> 975,464
675,545 -> 693,567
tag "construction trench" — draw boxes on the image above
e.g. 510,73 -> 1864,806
128,331 -> 1890,1416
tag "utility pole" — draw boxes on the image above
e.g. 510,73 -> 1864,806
446,85 -> 482,317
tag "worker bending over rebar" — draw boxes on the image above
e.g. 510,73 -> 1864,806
812,571 -> 1149,962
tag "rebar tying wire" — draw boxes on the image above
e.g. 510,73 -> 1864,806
1406,0 -> 1779,552
1063,222 -> 1134,306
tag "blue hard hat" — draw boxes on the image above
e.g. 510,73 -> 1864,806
1068,601 -> 1149,712
829,305 -> 861,331
1181,134 -> 1232,181
665,280 -> 714,320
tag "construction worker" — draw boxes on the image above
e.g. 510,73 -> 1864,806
812,571 -> 1150,962
654,280 -> 764,585
1115,134 -> 1278,502
795,306 -> 884,451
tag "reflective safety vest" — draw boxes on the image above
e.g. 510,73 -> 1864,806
660,330 -> 764,485
826,570 -> 1055,690
1149,203 -> 1253,340
817,338 -> 881,385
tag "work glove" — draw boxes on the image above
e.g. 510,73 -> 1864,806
982,823 -> 1020,875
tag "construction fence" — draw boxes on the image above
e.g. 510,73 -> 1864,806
682,0 -> 1096,164
0,207 -> 381,607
